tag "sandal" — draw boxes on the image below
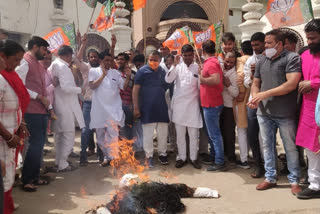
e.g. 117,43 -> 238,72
251,167 -> 264,179
33,178 -> 50,186
22,184 -> 37,192
58,165 -> 78,173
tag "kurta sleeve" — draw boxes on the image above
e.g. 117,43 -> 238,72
57,64 -> 81,94
165,65 -> 178,83
15,59 -> 38,99
236,58 -> 246,93
243,58 -> 252,89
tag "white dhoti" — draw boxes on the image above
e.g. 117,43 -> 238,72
142,123 -> 168,158
54,131 -> 75,170
175,124 -> 199,161
306,149 -> 320,191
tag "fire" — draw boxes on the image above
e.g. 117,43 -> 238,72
147,208 -> 157,214
80,186 -> 87,198
159,171 -> 177,180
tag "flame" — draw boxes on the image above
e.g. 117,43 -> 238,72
80,186 -> 87,198
147,207 -> 157,214
108,189 -> 126,213
159,171 -> 176,180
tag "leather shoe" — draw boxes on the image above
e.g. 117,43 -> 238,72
256,180 -> 277,191
291,184 -> 302,196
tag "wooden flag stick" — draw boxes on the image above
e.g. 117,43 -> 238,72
75,0 -> 80,31
86,5 -> 97,33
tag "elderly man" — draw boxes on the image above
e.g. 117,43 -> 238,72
248,29 -> 302,195
49,45 -> 85,172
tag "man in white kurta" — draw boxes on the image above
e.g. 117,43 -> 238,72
49,46 -> 85,171
165,44 -> 203,169
89,52 -> 130,166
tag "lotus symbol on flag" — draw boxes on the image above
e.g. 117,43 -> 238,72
270,0 -> 295,22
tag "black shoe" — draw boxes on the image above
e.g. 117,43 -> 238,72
79,161 -> 89,167
191,159 -> 202,169
70,152 -> 80,158
175,160 -> 187,168
236,161 -> 250,169
158,155 -> 169,165
206,163 -> 227,172
199,153 -> 213,165
297,188 -> 320,199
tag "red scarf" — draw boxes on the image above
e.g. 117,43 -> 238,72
0,69 -> 30,115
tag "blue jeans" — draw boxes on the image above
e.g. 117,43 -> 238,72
80,101 -> 93,163
22,113 -> 48,185
120,105 -> 134,140
247,108 -> 263,167
257,115 -> 300,184
203,105 -> 224,165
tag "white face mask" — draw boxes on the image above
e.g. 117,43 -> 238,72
265,43 -> 279,59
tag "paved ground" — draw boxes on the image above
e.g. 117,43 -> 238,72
12,132 -> 320,214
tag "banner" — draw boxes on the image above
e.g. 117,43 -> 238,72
43,23 -> 76,53
193,22 -> 222,49
264,0 -> 313,28
83,0 -> 98,8
93,0 -> 116,32
133,0 -> 147,11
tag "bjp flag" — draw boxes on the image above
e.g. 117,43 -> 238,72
265,0 -> 313,28
93,0 -> 116,32
193,22 -> 222,49
133,0 -> 146,11
162,27 -> 193,54
43,23 -> 76,54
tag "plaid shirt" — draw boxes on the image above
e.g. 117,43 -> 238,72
0,74 -> 21,191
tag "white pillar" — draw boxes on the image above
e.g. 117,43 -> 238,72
238,0 -> 266,41
313,0 -> 320,19
108,2 -> 132,55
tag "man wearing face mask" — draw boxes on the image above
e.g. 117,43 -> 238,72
133,51 -> 170,168
248,29 -> 302,195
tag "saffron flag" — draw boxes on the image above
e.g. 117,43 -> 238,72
162,26 -> 193,54
43,23 -> 76,54
193,22 -> 222,49
264,0 -> 313,28
93,0 -> 116,32
133,0 -> 146,11
83,0 -> 98,8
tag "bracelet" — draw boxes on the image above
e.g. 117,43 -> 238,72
6,134 -> 14,143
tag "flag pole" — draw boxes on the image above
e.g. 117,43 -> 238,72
143,2 -> 147,56
75,0 -> 80,32
86,5 -> 97,33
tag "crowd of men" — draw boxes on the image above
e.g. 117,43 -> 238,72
0,17 -> 320,214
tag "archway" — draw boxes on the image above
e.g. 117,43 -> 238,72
165,21 -> 202,40
279,27 -> 305,50
82,33 -> 110,62
136,37 -> 162,54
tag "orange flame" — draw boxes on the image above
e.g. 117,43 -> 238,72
147,207 -> 158,214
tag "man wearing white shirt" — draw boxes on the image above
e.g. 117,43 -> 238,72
16,36 -> 51,190
243,32 -> 265,178
165,44 -> 203,169
49,45 -> 85,172
89,51 -> 131,167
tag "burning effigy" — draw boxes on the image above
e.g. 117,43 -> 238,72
86,138 -> 219,214
87,174 -> 219,214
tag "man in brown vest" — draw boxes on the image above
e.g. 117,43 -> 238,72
16,36 -> 50,192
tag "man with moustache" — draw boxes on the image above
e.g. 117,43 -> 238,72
16,36 -> 51,191
296,19 -> 320,199
248,29 -> 302,195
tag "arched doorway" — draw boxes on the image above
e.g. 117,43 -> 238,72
156,1 -> 211,41
82,33 -> 110,62
136,37 -> 162,54
279,27 -> 305,51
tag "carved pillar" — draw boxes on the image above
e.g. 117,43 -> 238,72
313,0 -> 320,18
238,0 -> 265,41
108,1 -> 132,55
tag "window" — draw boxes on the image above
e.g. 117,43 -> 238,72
54,0 -> 63,9
229,10 -> 234,16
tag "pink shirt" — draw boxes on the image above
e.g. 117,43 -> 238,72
296,50 -> 320,152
